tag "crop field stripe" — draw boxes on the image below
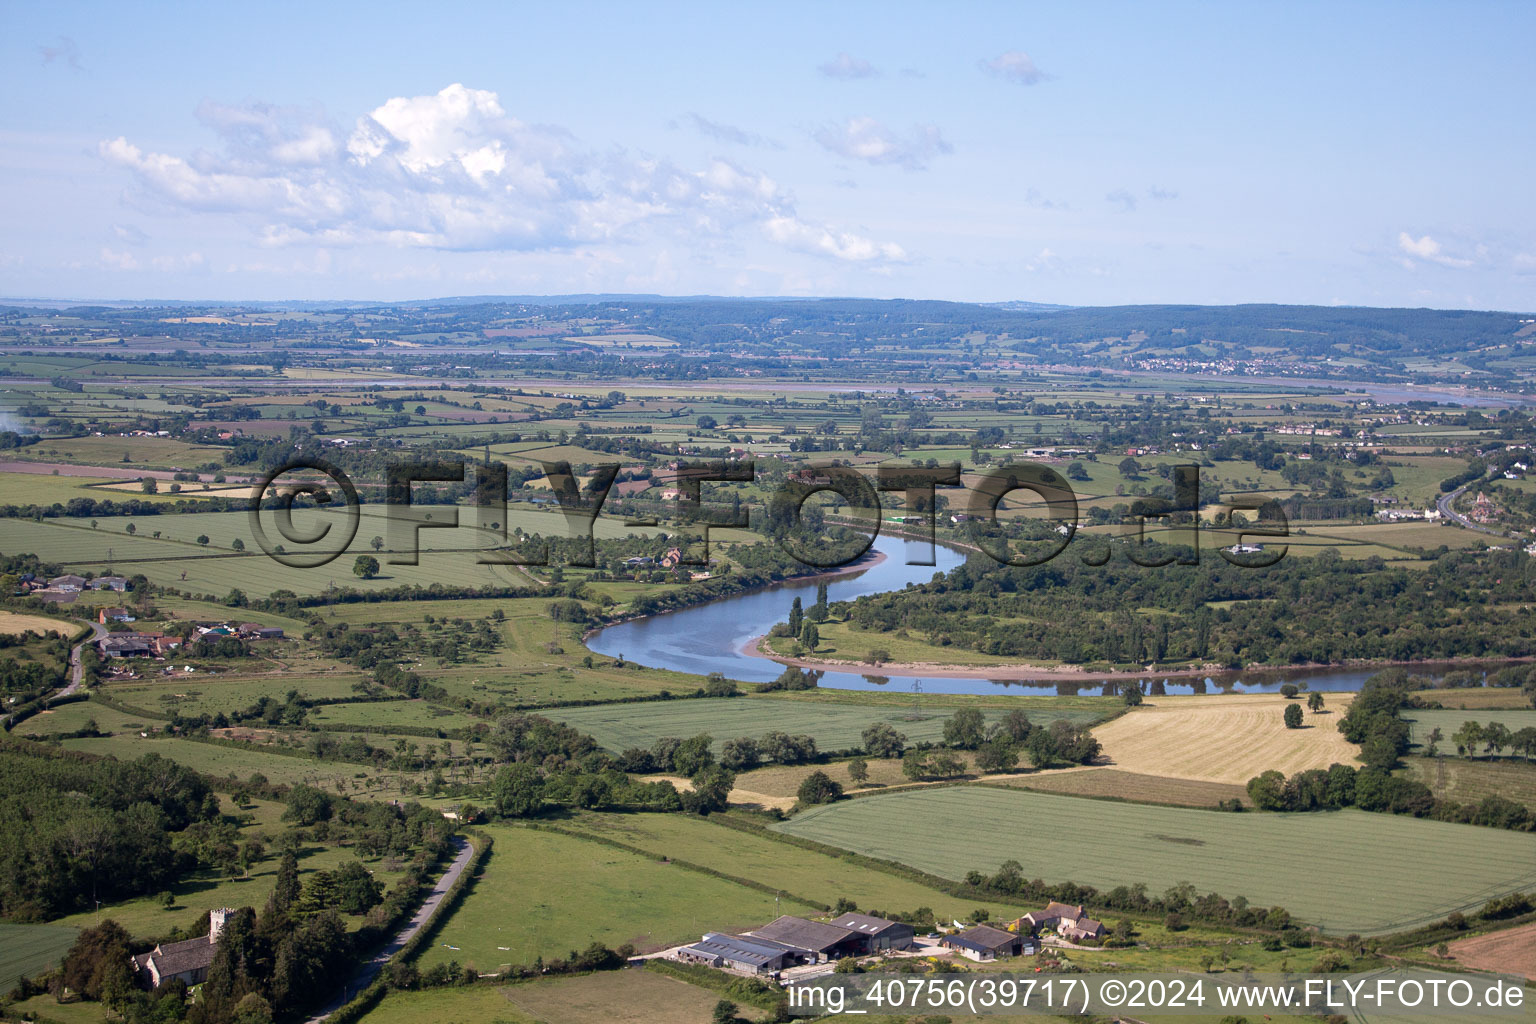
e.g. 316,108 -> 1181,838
549,699 -> 1100,753
771,787 -> 1536,935
0,922 -> 80,980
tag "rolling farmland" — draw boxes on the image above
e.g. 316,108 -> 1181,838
773,787 -> 1536,934
0,923 -> 80,982
1091,693 -> 1361,784
415,825 -> 784,970
549,697 -> 1103,754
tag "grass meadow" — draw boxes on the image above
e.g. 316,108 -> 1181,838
414,824 -> 785,970
548,698 -> 1103,754
560,811 -> 1032,923
773,787 -> 1536,934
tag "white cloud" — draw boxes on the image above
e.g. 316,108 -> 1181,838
100,83 -> 905,265
1397,232 -> 1474,268
812,117 -> 951,171
819,52 -> 878,79
680,113 -> 777,148
763,216 -> 906,262
981,51 -> 1049,85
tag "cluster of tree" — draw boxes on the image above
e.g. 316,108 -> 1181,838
713,731 -> 820,770
1246,763 -> 1534,831
757,665 -> 822,692
838,547 -> 1536,669
1336,669 -> 1421,769
965,863 -> 1297,932
0,744 -> 217,919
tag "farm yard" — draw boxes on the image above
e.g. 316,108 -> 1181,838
1090,692 -> 1360,784
772,787 -> 1536,934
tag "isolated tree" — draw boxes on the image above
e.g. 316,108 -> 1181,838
799,621 -> 820,651
231,538 -> 244,551
1307,691 -> 1325,712
787,596 -> 803,635
1283,704 -> 1304,729
797,770 -> 843,805
353,554 -> 380,579
370,535 -> 384,551
1118,456 -> 1141,478
847,756 -> 869,785
196,534 -> 210,545
1122,681 -> 1143,706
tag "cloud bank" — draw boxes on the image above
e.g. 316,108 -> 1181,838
101,83 -> 904,264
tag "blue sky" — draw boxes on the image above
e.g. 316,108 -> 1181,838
2,2 -> 1533,308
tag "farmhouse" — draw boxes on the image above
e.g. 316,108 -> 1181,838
133,908 -> 232,988
89,576 -> 129,592
746,915 -> 864,962
99,607 -> 136,624
1016,902 -> 1105,941
237,622 -> 285,640
941,924 -> 1023,961
48,575 -> 87,592
827,912 -> 913,952
676,932 -> 798,976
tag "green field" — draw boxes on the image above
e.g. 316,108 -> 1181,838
416,824 -> 785,970
548,697 -> 1103,754
1404,755 -> 1536,807
0,922 -> 81,982
772,787 -> 1536,934
16,698 -> 156,738
562,811 -> 1031,922
1404,708 -> 1536,750
307,698 -> 481,732
358,972 -> 759,1024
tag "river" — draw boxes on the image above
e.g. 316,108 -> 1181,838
586,533 -> 1485,696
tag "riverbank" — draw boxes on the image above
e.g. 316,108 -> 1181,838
741,640 -> 1536,684
581,545 -> 888,642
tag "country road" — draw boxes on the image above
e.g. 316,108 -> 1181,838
1437,480 -> 1520,540
303,835 -> 475,1024
1,620 -> 105,729
62,621 -> 108,697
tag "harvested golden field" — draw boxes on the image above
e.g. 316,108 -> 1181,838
987,767 -> 1251,807
1092,693 -> 1359,784
1447,921 -> 1536,981
0,611 -> 75,635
